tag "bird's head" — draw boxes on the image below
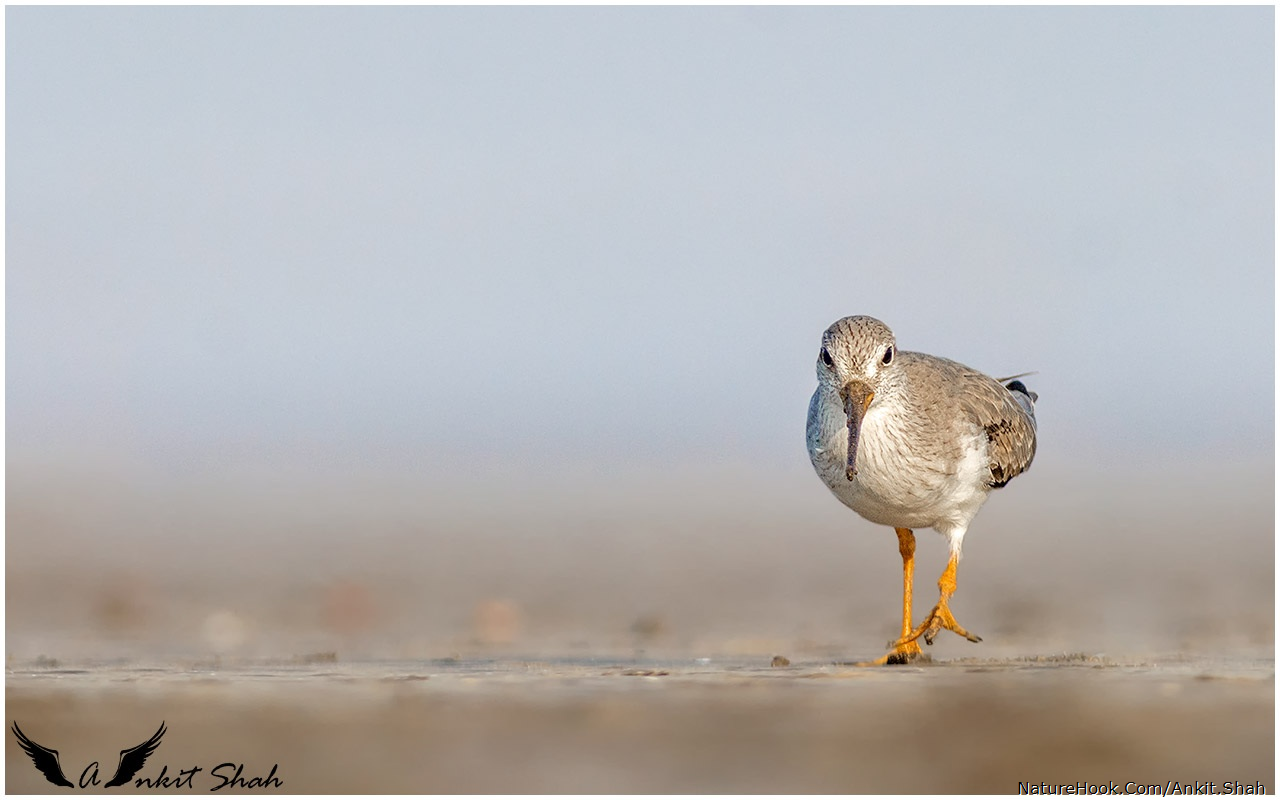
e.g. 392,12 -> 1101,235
815,315 -> 899,481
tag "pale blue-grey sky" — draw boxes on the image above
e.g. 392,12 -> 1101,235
7,6 -> 1274,482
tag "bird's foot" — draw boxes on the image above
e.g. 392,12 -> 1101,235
891,600 -> 982,648
855,637 -> 926,666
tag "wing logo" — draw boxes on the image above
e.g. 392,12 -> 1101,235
12,721 -> 167,789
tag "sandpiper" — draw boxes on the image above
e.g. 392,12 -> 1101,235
806,315 -> 1037,664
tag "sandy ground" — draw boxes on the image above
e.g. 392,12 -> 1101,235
6,456 -> 1275,792
6,653 -> 1274,794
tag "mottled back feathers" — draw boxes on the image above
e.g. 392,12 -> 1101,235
897,352 -> 1037,489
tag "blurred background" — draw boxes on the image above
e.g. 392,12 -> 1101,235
6,7 -> 1273,663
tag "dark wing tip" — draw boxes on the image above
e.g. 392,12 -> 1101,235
1004,379 -> 1039,404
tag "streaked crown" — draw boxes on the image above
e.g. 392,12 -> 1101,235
817,315 -> 898,383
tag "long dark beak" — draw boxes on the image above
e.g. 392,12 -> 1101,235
839,381 -> 875,480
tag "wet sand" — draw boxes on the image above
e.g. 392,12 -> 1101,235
6,653 -> 1273,794
6,458 -> 1275,792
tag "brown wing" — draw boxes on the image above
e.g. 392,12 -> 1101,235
902,353 -> 1038,488
964,375 -> 1037,488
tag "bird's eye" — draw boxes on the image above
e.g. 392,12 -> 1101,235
881,346 -> 894,365
820,347 -> 834,368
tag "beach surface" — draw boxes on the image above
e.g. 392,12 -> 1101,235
5,652 -> 1275,794
7,459 -> 1274,792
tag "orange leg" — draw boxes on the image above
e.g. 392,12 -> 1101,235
891,550 -> 982,649
862,528 -> 925,665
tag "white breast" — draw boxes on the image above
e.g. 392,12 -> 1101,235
809,396 -> 992,534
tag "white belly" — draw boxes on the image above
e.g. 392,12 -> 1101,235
809,402 -> 991,533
